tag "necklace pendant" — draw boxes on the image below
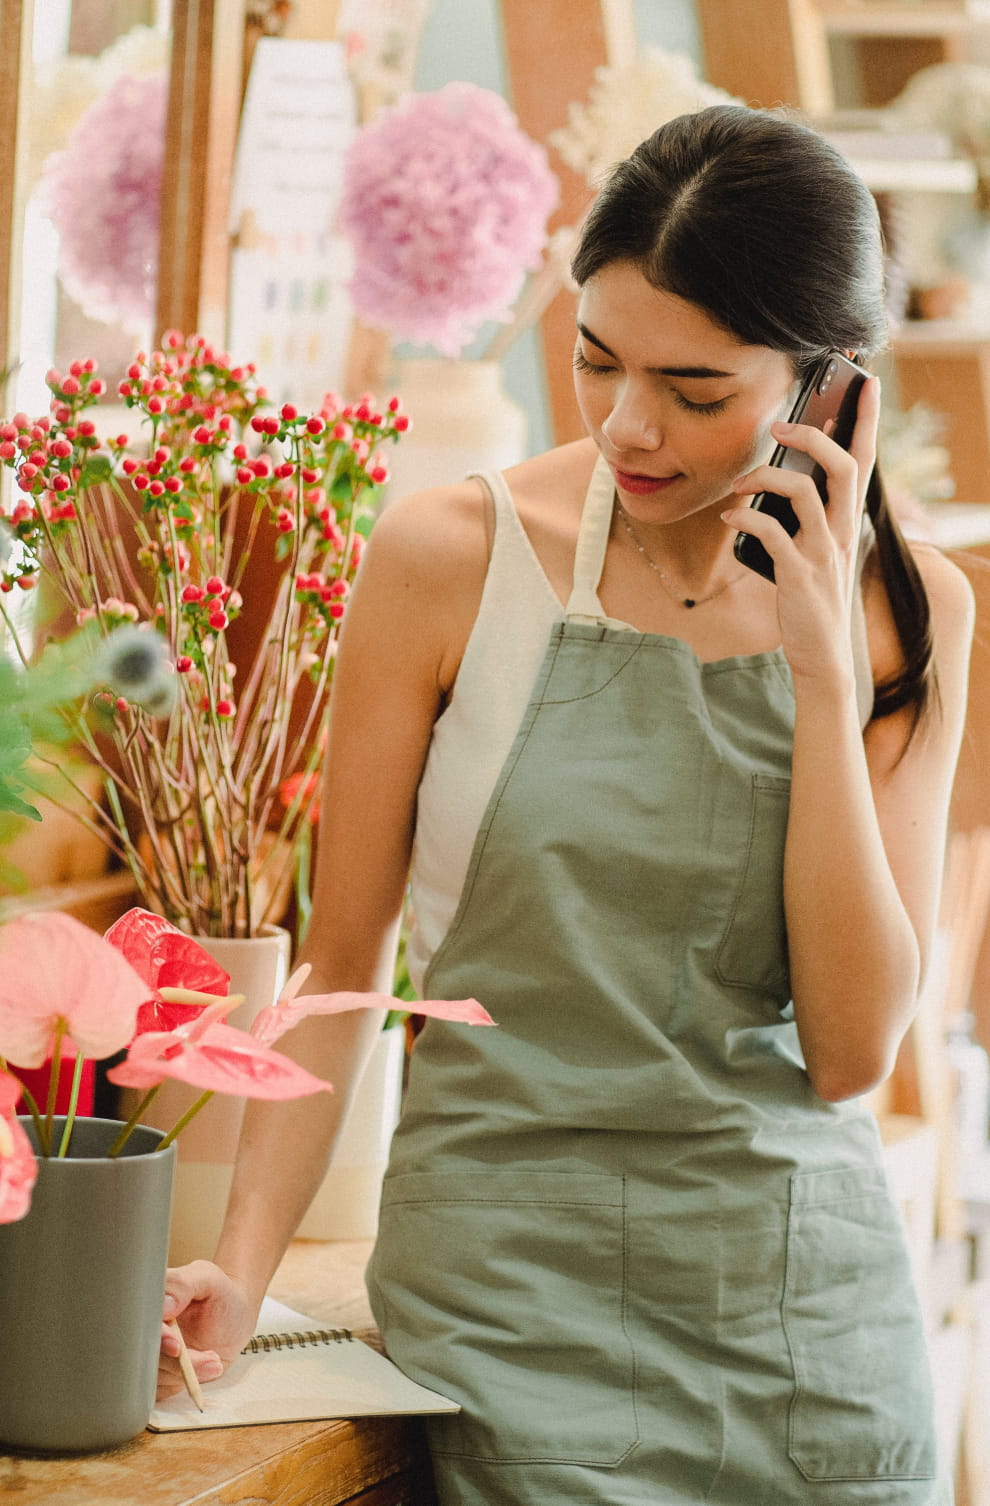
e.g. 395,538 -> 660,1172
683,598 -> 696,609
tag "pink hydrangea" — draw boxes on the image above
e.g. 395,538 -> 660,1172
340,82 -> 559,356
42,71 -> 167,329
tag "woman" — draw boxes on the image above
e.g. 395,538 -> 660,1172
161,106 -> 974,1503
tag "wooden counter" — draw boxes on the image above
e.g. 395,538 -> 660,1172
0,1240 -> 438,1506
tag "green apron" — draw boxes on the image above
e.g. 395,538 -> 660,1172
367,461 -> 949,1505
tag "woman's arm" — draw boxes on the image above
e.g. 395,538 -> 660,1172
784,545 -> 974,1101
158,479 -> 492,1392
725,378 -> 976,1102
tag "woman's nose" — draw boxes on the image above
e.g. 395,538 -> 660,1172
601,391 -> 661,451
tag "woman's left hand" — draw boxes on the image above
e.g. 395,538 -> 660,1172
722,374 -> 880,690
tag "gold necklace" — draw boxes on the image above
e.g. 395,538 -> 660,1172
614,497 -> 748,609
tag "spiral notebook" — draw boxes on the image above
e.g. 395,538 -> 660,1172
147,1298 -> 459,1431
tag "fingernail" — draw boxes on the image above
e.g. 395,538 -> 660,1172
772,420 -> 794,434
201,1358 -> 224,1380
163,1294 -> 178,1318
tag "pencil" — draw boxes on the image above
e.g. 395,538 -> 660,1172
168,1319 -> 205,1412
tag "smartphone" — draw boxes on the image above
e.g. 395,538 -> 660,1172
732,351 -> 867,584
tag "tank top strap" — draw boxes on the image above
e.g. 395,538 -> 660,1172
564,454 -> 616,624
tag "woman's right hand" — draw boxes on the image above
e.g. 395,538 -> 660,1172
158,1260 -> 260,1400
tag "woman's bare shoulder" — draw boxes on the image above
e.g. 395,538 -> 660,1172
863,540 -> 974,683
367,439 -> 598,585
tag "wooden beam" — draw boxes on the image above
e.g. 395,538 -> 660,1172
499,0 -> 610,446
155,0 -> 247,344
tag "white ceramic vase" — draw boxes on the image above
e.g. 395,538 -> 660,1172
383,357 -> 528,504
294,1021 -> 405,1241
119,926 -> 291,1266
120,926 -> 407,1260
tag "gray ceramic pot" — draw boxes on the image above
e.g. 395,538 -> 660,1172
0,1116 -> 175,1453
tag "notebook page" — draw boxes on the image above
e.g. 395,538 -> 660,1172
148,1298 -> 459,1431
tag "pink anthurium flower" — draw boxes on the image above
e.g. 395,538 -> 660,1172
0,1071 -> 37,1223
104,908 -> 241,1036
0,912 -> 151,1069
104,907 -> 231,998
251,962 -> 495,1048
107,1001 -> 333,1100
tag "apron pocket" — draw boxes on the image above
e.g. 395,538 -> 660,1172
715,772 -> 791,994
369,1169 -> 639,1466
781,1166 -> 937,1482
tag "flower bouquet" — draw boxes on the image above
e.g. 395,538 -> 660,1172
0,905 -> 492,1451
0,331 -> 409,937
340,80 -> 560,358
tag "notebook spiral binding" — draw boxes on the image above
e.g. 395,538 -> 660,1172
243,1327 -> 354,1353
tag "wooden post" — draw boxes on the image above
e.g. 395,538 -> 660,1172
0,0 -> 32,407
155,0 -> 247,344
499,0 -> 612,445
695,0 -> 833,114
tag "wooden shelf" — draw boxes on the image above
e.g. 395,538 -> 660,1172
816,2 -> 990,37
845,156 -> 976,191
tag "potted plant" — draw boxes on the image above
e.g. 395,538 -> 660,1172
0,904 -> 492,1452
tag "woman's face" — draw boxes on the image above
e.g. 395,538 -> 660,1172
574,261 -> 798,524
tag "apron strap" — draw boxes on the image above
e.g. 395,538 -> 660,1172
564,454 -> 615,624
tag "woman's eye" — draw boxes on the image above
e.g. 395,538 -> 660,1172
672,391 -> 729,416
573,350 -> 615,376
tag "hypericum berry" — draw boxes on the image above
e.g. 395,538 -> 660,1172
175,655 -> 193,673
208,609 -> 228,631
280,403 -> 298,422
181,583 -> 204,604
215,698 -> 234,717
306,416 -> 325,436
205,575 -> 224,595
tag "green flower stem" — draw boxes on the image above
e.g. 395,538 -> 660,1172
294,818 -> 313,950
106,1085 -> 162,1158
1,1058 -> 44,1143
56,1052 -> 87,1157
42,1022 -> 68,1157
157,1090 -> 214,1152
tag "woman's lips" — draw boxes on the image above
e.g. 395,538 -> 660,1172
612,466 -> 679,497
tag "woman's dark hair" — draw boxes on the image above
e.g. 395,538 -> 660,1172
572,104 -> 933,726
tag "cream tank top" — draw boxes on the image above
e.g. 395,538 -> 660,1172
403,460 -> 875,993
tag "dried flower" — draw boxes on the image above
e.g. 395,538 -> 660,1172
0,334 -> 408,935
339,82 -> 559,356
550,46 -> 740,189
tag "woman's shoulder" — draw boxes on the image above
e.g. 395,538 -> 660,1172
863,537 -> 975,695
367,439 -> 597,586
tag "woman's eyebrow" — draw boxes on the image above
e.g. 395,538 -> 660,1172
576,321 -> 736,380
